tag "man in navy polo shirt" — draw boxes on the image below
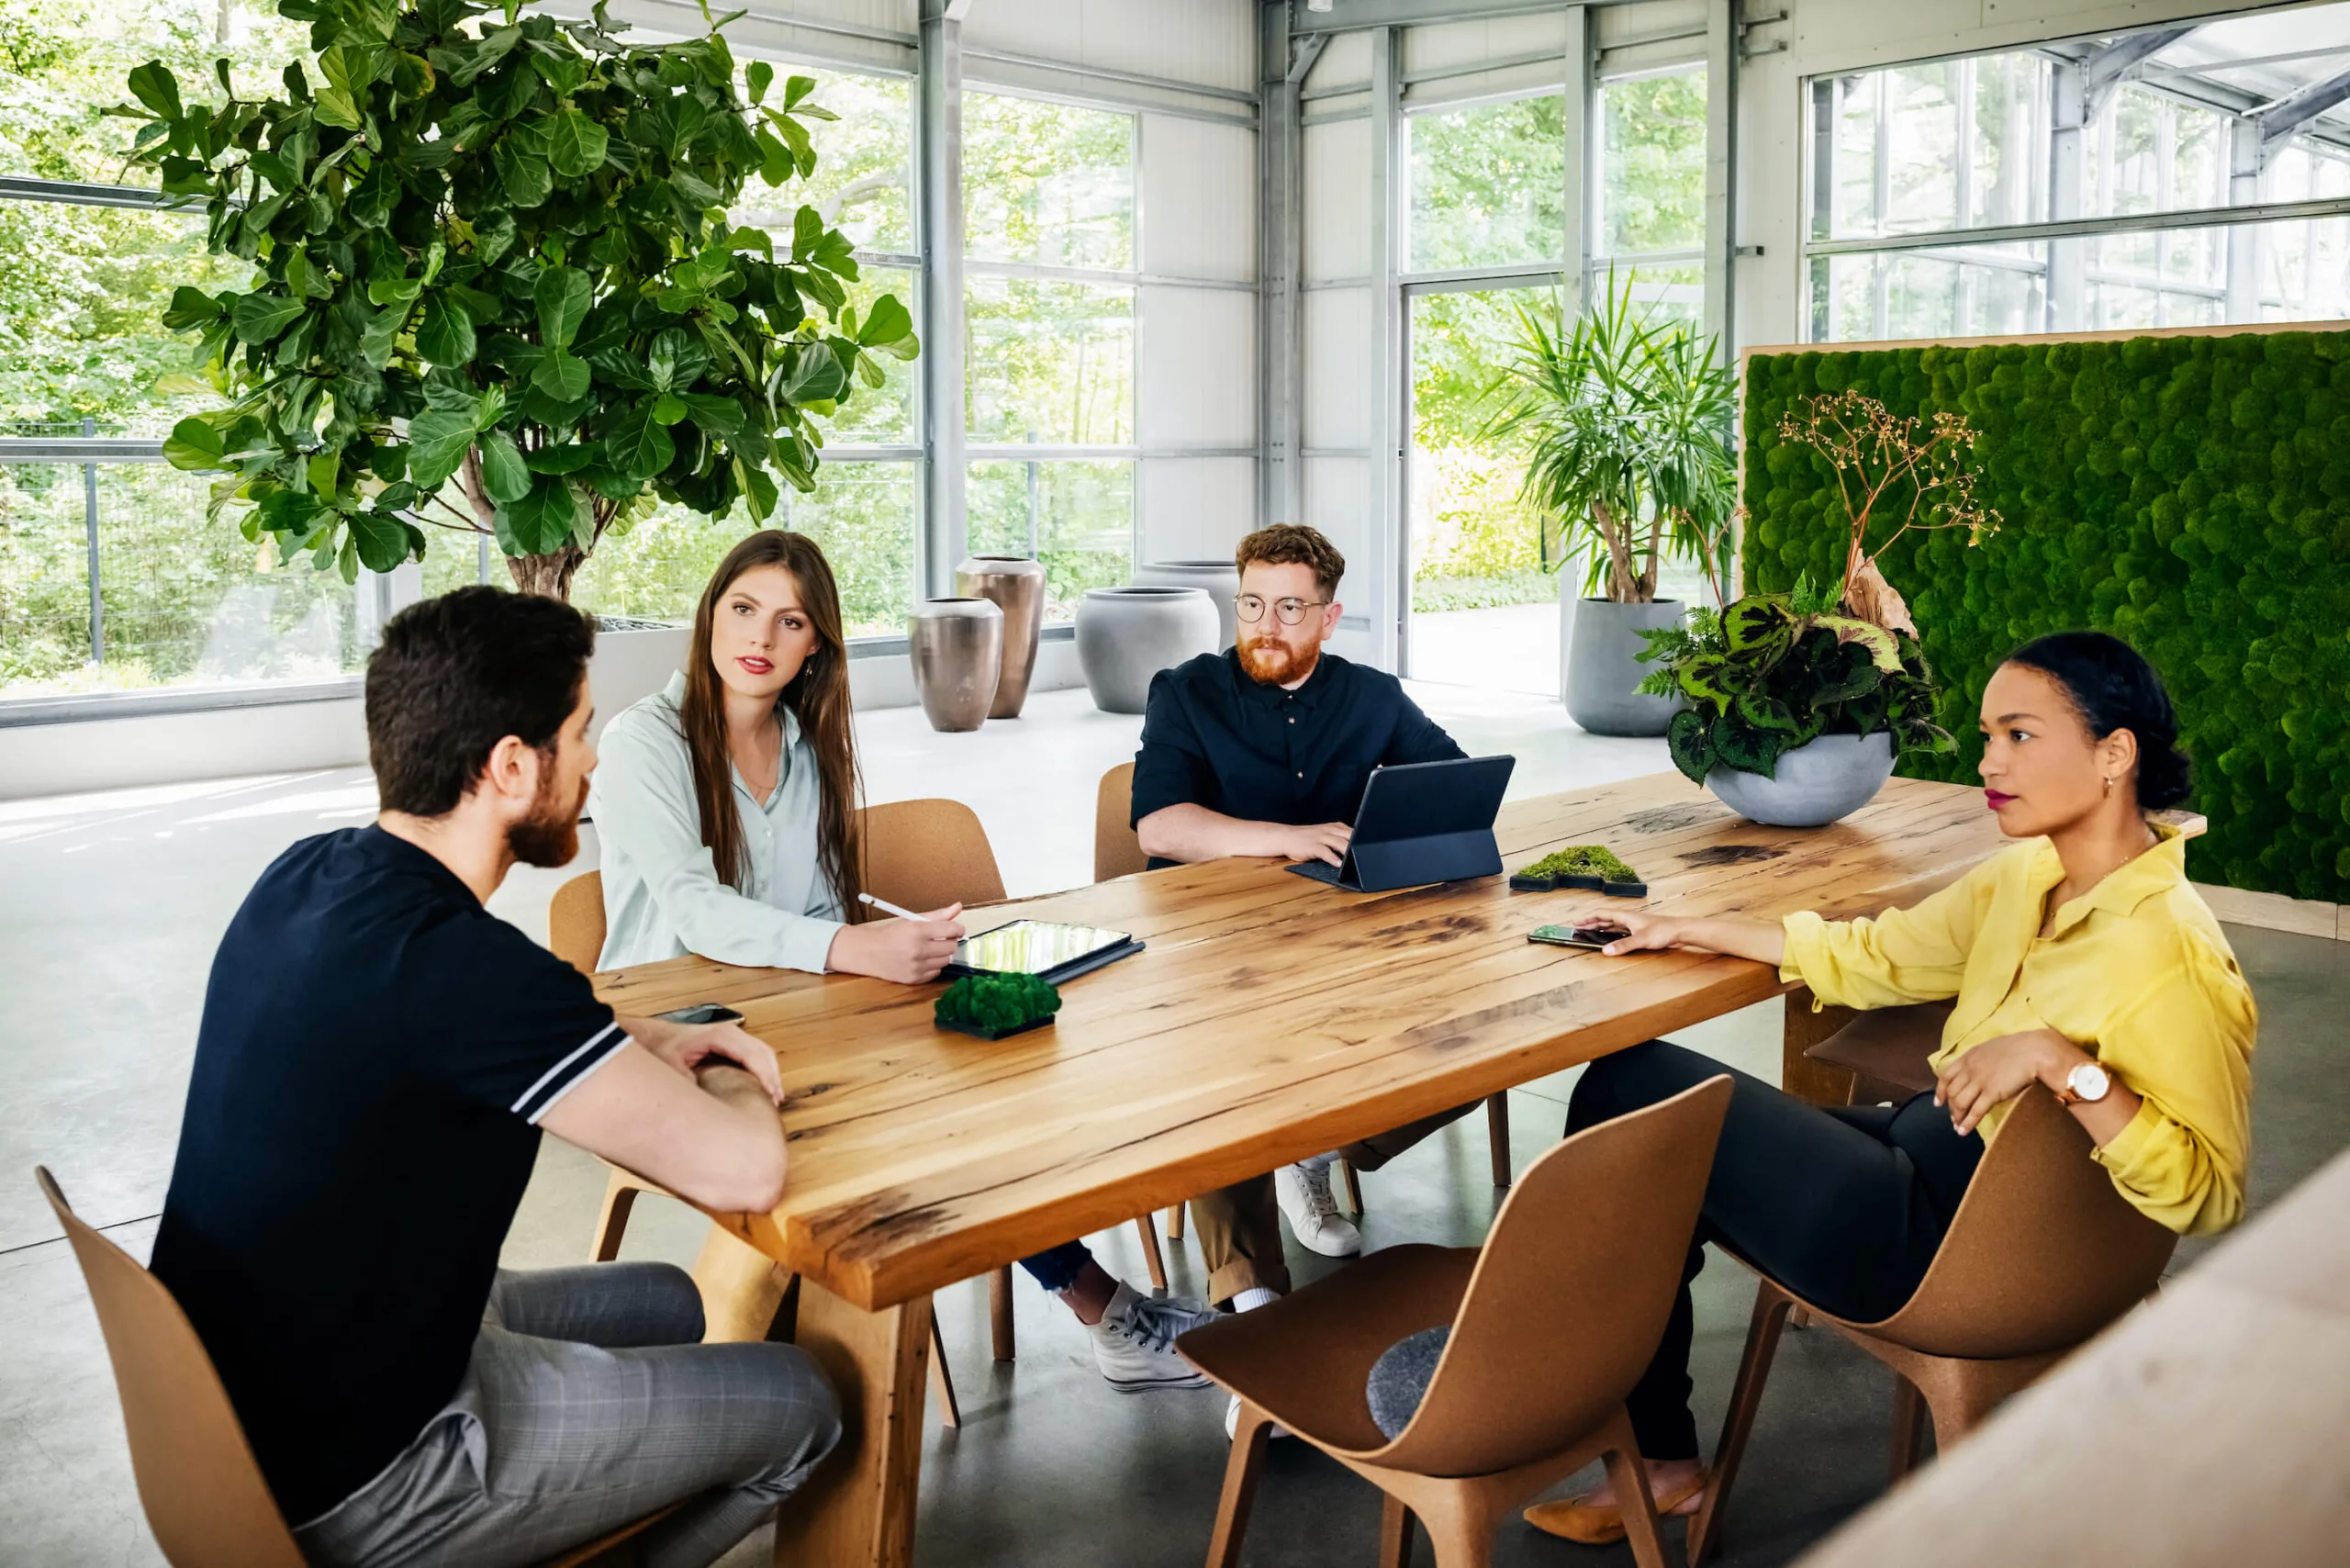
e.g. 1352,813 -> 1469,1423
1131,525 -> 1478,1294
150,588 -> 837,1567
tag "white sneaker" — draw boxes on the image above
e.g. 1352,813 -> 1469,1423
1275,1160 -> 1362,1257
1085,1282 -> 1217,1393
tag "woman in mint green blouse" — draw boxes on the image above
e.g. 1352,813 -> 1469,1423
591,531 -> 963,980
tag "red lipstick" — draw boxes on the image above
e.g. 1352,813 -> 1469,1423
1985,789 -> 2016,811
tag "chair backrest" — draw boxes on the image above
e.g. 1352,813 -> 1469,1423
35,1168 -> 306,1568
1864,1083 -> 2177,1359
858,799 -> 1006,912
548,869 -> 606,974
1370,1075 -> 1732,1478
1093,763 -> 1148,882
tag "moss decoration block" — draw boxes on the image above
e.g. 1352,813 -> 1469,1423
935,972 -> 1063,1039
1744,331 -> 2350,902
1525,845 -> 1638,884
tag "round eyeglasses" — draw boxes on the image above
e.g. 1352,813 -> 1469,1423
1233,593 -> 1328,626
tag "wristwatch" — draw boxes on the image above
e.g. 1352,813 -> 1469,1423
2057,1059 -> 2111,1106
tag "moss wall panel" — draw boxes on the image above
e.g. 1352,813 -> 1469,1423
1743,331 -> 2350,902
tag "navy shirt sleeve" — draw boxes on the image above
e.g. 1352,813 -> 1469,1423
410,913 -> 629,1123
1381,681 -> 1468,766
1131,664 -> 1217,825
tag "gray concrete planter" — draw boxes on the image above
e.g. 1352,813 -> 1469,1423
1133,560 -> 1242,649
586,620 -> 689,745
1076,586 -> 1220,713
1563,597 -> 1685,736
1707,731 -> 1897,827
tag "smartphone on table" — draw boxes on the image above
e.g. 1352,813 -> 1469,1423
1528,922 -> 1629,951
654,1002 -> 744,1025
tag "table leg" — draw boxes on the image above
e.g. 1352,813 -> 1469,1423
1782,986 -> 1859,1108
690,1224 -> 793,1342
773,1279 -> 932,1568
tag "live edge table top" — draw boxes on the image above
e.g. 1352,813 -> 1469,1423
591,771 -> 2006,1313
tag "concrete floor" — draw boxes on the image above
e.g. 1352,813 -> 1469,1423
2,681 -> 2342,1567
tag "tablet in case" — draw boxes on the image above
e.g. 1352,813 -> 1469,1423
940,919 -> 1145,986
1285,754 -> 1516,893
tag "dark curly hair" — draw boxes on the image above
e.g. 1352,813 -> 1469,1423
2003,632 -> 2192,811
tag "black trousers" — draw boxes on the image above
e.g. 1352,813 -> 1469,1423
1565,1039 -> 1985,1461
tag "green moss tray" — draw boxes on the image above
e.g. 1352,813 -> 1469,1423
936,1013 -> 1056,1042
934,972 -> 1063,1042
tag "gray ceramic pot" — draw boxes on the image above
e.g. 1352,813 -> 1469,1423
1133,559 -> 1241,649
1707,731 -> 1897,827
1563,597 -> 1685,736
954,555 -> 1046,718
1075,586 -> 1220,713
906,598 -> 1003,733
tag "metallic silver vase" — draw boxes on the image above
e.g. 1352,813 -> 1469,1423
953,555 -> 1047,718
906,598 -> 1004,733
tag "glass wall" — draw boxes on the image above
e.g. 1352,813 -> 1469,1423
963,92 -> 1138,622
1806,27 -> 2350,341
1595,66 -> 1707,321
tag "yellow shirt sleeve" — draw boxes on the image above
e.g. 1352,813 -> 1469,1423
2089,927 -> 2257,1236
1777,853 -> 2003,1010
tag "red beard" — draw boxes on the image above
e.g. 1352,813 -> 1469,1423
1238,636 -> 1317,687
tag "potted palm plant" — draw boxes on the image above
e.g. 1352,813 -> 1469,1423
1482,274 -> 1737,736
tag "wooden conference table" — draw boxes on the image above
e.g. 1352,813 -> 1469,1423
591,770 -> 2008,1566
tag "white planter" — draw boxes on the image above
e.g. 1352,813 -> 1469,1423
1133,560 -> 1242,649
1563,598 -> 1685,736
1075,587 -> 1221,713
1707,732 -> 1897,828
587,620 -> 689,745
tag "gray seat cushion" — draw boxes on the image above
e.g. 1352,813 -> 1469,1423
1365,1325 -> 1451,1439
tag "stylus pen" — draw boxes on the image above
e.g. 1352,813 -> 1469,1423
856,891 -> 929,923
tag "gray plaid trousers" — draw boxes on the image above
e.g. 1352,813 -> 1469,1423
294,1262 -> 840,1568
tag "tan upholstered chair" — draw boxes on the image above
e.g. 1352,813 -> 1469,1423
1178,1075 -> 1733,1568
35,1167 -> 675,1568
1094,762 -> 1150,883
1688,1085 -> 2178,1562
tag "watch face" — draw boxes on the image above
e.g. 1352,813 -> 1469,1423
2068,1061 -> 2111,1102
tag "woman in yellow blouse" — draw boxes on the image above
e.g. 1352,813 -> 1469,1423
1526,631 -> 2256,1546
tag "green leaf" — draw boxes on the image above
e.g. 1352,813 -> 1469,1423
606,401 -> 675,480
449,24 -> 524,87
782,73 -> 816,108
416,292 -> 476,366
476,430 -> 533,503
496,139 -> 553,207
777,341 -> 846,405
734,455 -> 778,521
679,392 -> 743,442
501,475 -> 582,554
407,407 -> 480,490
230,293 -> 306,343
162,417 -> 227,472
1666,710 -> 1714,785
651,391 -> 688,425
526,442 -> 598,474
1722,597 -> 1793,655
347,509 -> 420,573
533,264 -> 591,348
532,347 -> 590,402
358,304 -> 405,369
541,108 -> 610,178
1811,615 -> 1905,674
643,327 -> 708,392
855,293 -> 913,348
128,61 -> 184,122
162,286 -> 223,331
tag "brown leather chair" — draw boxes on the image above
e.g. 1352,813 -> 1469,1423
1094,762 -> 1150,883
34,1167 -> 674,1568
1804,1000 -> 1951,1105
1179,1075 -> 1733,1568
547,868 -> 606,973
1688,1085 -> 2178,1562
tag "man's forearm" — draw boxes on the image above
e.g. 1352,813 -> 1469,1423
690,1063 -> 789,1209
1136,802 -> 1291,862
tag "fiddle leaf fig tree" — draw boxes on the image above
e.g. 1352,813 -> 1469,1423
121,0 -> 917,599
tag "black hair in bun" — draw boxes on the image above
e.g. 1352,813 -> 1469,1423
2004,632 -> 2192,810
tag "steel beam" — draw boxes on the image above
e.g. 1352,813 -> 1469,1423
917,0 -> 968,599
1260,13 -> 1319,529
2083,28 -> 2195,116
1703,0 -> 1735,360
1563,4 -> 1590,317
2257,67 -> 2350,151
1371,27 -> 1404,673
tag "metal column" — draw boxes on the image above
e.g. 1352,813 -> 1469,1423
1371,27 -> 1404,674
2226,118 -> 2264,323
1259,7 -> 1316,530
2048,60 -> 2087,331
918,0 -> 969,598
1703,0 -> 1737,360
81,415 -> 102,666
1562,4 -> 1590,318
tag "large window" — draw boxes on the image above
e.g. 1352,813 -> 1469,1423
963,92 -> 1137,622
1596,66 -> 1707,321
1806,16 -> 2350,341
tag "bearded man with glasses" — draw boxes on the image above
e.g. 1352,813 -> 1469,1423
1127,525 -> 1481,1408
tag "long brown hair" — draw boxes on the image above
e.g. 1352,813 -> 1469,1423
678,531 -> 863,912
